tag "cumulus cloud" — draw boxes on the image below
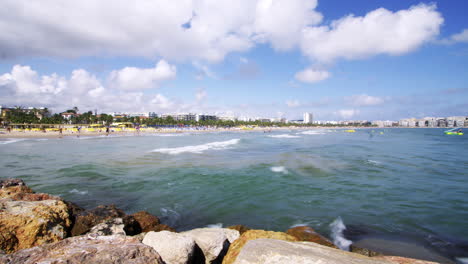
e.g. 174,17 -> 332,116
196,88 -> 207,102
109,60 -> 176,91
286,100 -> 301,107
337,109 -> 360,119
193,62 -> 218,80
345,94 -> 385,106
439,29 -> 468,45
300,4 -> 443,63
295,68 -> 330,83
0,64 -> 180,113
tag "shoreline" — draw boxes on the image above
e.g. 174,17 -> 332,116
0,178 -> 454,264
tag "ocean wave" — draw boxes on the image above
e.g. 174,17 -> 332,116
366,159 -> 382,166
152,138 -> 240,155
206,223 -> 223,228
69,189 -> 88,195
0,138 -> 26,145
268,134 -> 301,138
300,130 -> 325,135
330,217 -> 352,251
150,133 -> 186,137
270,166 -> 289,174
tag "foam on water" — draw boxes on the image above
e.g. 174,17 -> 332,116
69,189 -> 88,195
150,133 -> 186,137
268,134 -> 301,138
206,223 -> 223,228
152,138 -> 240,155
270,166 -> 289,174
456,257 -> 468,264
300,130 -> 326,135
0,138 -> 26,145
330,217 -> 353,251
366,159 -> 382,166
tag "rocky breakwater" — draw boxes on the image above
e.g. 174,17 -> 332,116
0,179 -> 443,264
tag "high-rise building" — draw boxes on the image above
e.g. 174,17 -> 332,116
303,112 -> 313,124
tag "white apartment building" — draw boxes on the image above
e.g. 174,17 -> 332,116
303,112 -> 313,124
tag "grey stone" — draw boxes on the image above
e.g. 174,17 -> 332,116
182,228 -> 238,264
143,231 -> 197,264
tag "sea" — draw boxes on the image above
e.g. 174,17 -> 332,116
1,128 -> 467,263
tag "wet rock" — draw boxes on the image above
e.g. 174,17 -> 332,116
222,230 -> 298,264
132,211 -> 161,232
70,204 -> 137,236
227,225 -> 250,235
143,231 -> 197,264
0,199 -> 71,253
88,218 -> 126,236
350,244 -> 383,257
375,256 -> 441,264
182,228 -> 239,264
286,226 -> 338,248
232,238 -> 392,264
153,224 -> 177,232
0,179 -> 26,188
0,235 -> 163,264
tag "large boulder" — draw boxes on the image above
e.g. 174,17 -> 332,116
227,225 -> 250,235
232,238 -> 393,264
222,230 -> 298,264
0,235 -> 163,264
286,226 -> 338,248
70,204 -> 140,236
88,218 -> 126,236
143,231 -> 199,264
182,228 -> 240,264
132,211 -> 161,232
0,199 -> 71,253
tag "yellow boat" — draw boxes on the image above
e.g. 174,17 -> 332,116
345,129 -> 356,133
445,128 -> 463,135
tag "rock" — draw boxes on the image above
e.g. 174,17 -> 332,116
0,178 -> 26,188
182,228 -> 239,264
132,211 -> 161,232
153,224 -> 177,232
227,225 -> 250,235
350,244 -> 383,257
71,204 -> 139,236
0,235 -> 163,264
143,231 -> 198,264
0,199 -> 71,253
222,230 -> 298,264
374,256 -> 441,264
232,238 -> 392,264
88,218 -> 126,236
286,226 -> 338,248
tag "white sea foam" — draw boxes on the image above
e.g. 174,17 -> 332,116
300,130 -> 325,135
69,189 -> 88,195
270,166 -> 289,174
206,223 -> 223,228
0,138 -> 26,145
366,159 -> 382,165
330,217 -> 353,251
151,133 -> 186,137
268,134 -> 300,138
456,257 -> 468,264
152,139 -> 240,155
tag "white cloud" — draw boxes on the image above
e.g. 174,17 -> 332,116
196,88 -> 207,102
337,109 -> 360,119
439,29 -> 468,45
150,94 -> 174,109
295,68 -> 330,83
286,100 -> 301,107
300,4 -> 443,63
109,60 -> 176,91
193,62 -> 218,80
346,94 -> 384,106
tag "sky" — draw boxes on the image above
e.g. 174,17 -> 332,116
0,0 -> 467,121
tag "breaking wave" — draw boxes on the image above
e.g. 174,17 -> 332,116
270,166 -> 289,174
300,130 -> 325,135
152,139 -> 240,155
268,134 -> 300,138
69,189 -> 88,195
330,217 -> 353,251
0,138 -> 27,145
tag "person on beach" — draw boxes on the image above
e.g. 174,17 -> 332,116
7,127 -> 11,133
106,126 -> 110,136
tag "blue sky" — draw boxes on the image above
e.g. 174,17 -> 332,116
0,0 -> 467,121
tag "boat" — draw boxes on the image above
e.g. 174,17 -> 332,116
444,128 -> 464,135
345,129 -> 356,133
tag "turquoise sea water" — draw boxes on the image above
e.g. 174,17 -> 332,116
1,128 -> 467,261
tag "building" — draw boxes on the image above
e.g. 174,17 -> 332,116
195,114 -> 217,122
303,112 -> 313,124
161,113 -> 197,122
